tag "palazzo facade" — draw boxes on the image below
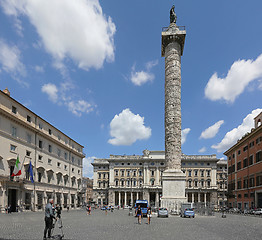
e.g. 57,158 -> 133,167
0,89 -> 85,212
92,150 -> 223,208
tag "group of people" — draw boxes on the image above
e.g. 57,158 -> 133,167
135,205 -> 152,225
43,199 -> 62,240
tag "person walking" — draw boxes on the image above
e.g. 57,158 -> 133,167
43,199 -> 55,240
147,207 -> 152,224
136,205 -> 142,224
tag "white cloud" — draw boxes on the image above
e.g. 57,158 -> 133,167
200,120 -> 224,139
108,108 -> 151,146
41,82 -> 96,116
0,38 -> 27,84
205,54 -> 262,103
41,83 -> 58,103
212,108 -> 262,152
68,100 -> 94,117
130,60 -> 158,86
83,156 -> 95,178
1,0 -> 116,71
181,128 -> 190,145
35,65 -> 44,73
199,147 -> 206,153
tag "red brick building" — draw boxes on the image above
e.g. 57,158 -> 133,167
224,112 -> 262,210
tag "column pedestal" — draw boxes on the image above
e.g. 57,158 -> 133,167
161,169 -> 186,212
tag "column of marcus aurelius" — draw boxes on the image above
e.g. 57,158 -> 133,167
161,5 -> 187,212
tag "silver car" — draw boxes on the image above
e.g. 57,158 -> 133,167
158,207 -> 168,218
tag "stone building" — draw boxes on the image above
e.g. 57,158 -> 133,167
0,89 -> 85,212
82,177 -> 93,205
224,112 -> 262,210
216,159 -> 227,209
92,150 -> 220,208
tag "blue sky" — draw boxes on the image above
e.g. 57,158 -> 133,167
0,0 -> 261,178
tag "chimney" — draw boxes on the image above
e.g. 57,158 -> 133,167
3,88 -> 10,96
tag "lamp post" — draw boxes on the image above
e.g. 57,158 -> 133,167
222,170 -> 226,218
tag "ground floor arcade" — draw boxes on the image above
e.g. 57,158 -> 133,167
0,178 -> 83,212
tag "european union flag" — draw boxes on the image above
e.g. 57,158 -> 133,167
29,160 -> 34,183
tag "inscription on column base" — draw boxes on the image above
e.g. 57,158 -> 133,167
161,169 -> 186,213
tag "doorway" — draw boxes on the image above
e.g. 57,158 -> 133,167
8,189 -> 17,212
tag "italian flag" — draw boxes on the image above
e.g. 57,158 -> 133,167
11,155 -> 21,177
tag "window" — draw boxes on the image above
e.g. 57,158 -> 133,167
194,170 -> 198,176
39,123 -> 43,129
133,171 -> 136,177
249,141 -> 254,148
237,161 -> 241,170
11,126 -> 17,137
64,152 -> 68,160
201,180 -> 204,187
256,136 -> 262,144
201,170 -> 204,177
243,145 -> 248,152
194,181 -> 198,187
160,162 -> 164,166
237,180 -> 242,189
12,106 -> 17,114
57,162 -> 61,168
10,144 -> 16,152
139,170 -> 142,176
249,177 -> 255,187
232,154 -> 235,158
39,140 -> 43,149
78,170 -> 80,174
103,173 -> 106,178
207,170 -> 210,177
207,180 -> 211,187
243,179 -> 248,188
134,180 -> 136,186
188,170 -> 192,177
64,165 -> 67,170
27,115 -> 31,123
26,150 -> 31,157
57,148 -> 61,157
238,150 -> 241,155
115,180 -> 118,186
115,170 -> 118,176
49,129 -> 52,135
121,170 -> 125,176
72,168 -> 74,172
127,171 -> 130,177
38,172 -> 42,182
151,162 -> 155,165
151,170 -> 154,176
48,145 -> 52,153
249,155 -> 254,165
98,173 -> 101,179
38,155 -> 43,161
48,159 -> 52,165
188,180 -> 192,188
58,135 -> 61,140
256,151 -> 262,163
243,158 -> 248,168
195,162 -> 198,165
72,157 -> 75,163
127,163 -> 130,165
121,163 -> 124,165
139,163 -> 142,165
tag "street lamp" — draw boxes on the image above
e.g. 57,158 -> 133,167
222,170 -> 226,218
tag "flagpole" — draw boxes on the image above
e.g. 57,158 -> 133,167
19,155 -> 26,178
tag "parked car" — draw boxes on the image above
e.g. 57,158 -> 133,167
158,208 -> 168,218
253,208 -> 262,215
182,208 -> 195,218
101,206 -> 106,210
